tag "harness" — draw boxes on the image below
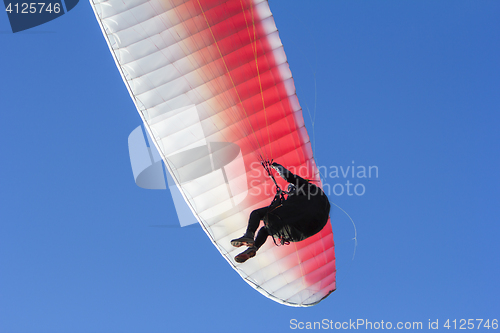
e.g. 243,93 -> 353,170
260,159 -> 286,202
259,158 -> 329,246
260,159 -> 292,246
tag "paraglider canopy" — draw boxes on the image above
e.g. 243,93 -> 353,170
90,0 -> 336,306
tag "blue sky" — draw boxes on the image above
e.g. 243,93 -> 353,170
1,1 -> 499,332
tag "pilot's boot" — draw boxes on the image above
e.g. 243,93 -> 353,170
234,246 -> 258,263
230,232 -> 255,248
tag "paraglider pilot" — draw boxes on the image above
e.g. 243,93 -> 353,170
231,162 -> 331,263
